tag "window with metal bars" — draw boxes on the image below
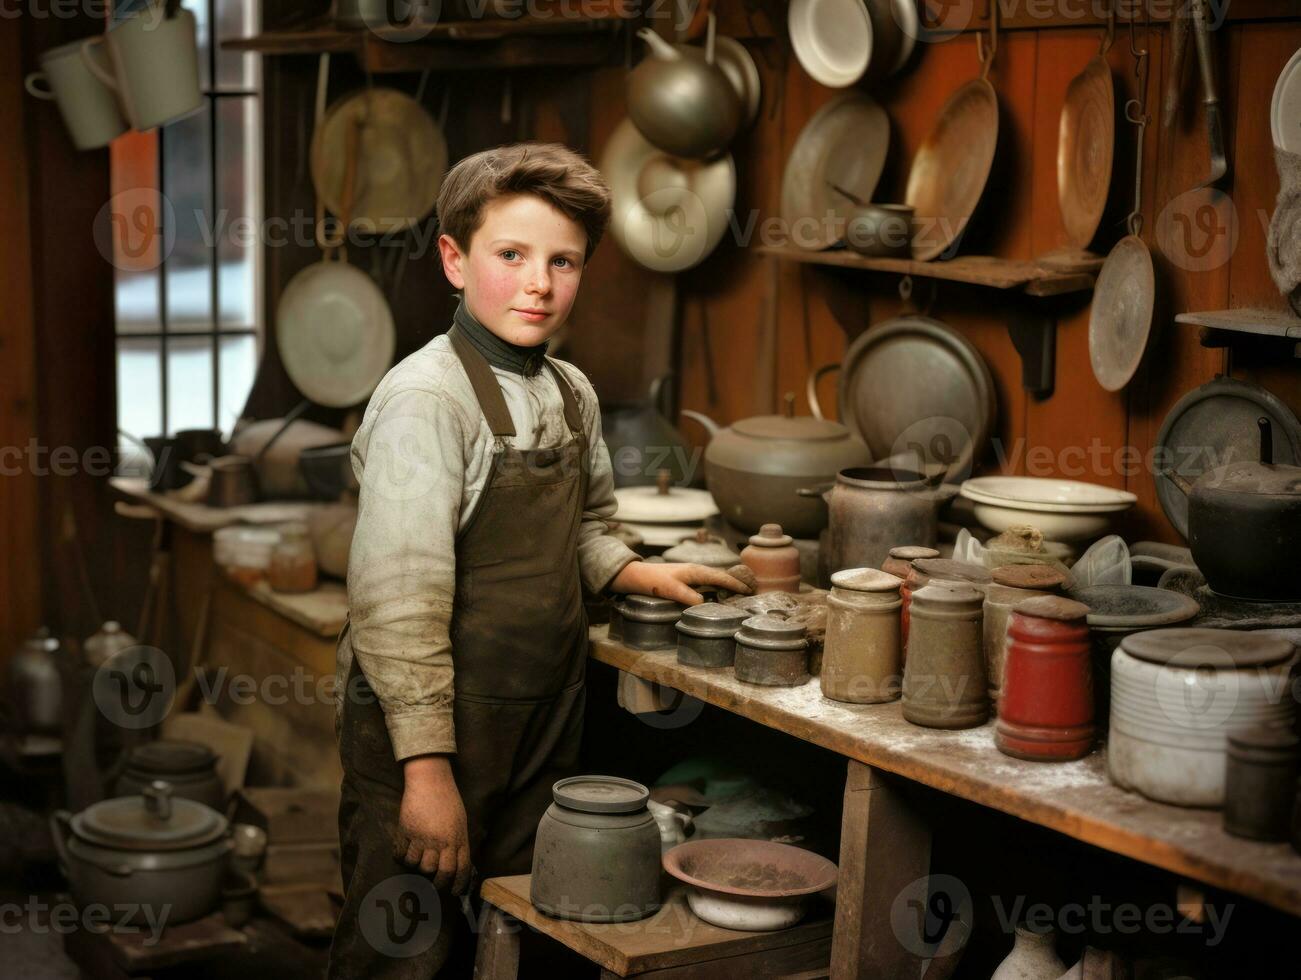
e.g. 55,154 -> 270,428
113,0 -> 262,468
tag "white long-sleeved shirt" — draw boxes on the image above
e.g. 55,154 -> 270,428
337,332 -> 639,760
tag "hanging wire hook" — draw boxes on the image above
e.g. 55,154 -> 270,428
976,0 -> 999,78
1123,3 -> 1151,236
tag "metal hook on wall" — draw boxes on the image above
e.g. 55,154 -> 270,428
976,0 -> 999,78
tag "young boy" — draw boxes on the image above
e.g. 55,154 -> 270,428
328,142 -> 748,977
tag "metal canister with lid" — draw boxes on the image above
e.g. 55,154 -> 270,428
734,614 -> 809,686
983,564 -> 1067,705
821,568 -> 904,704
902,579 -> 988,729
1224,726 -> 1300,842
675,603 -> 749,668
618,595 -> 685,651
740,523 -> 802,594
531,775 -> 662,922
996,596 -> 1094,761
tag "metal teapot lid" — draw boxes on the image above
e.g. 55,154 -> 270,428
830,567 -> 903,593
663,530 -> 740,568
1205,418 -> 1301,495
553,775 -> 650,814
732,414 -> 851,442
72,780 -> 227,851
128,739 -> 218,776
1121,627 -> 1294,669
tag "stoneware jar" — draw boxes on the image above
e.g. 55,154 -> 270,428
734,614 -> 809,686
882,545 -> 939,582
983,565 -> 1067,705
740,524 -> 802,594
115,739 -> 226,812
996,596 -> 1094,762
902,579 -> 988,729
1108,628 -> 1297,806
531,775 -> 661,922
618,594 -> 686,651
991,925 -> 1066,980
1224,726 -> 1300,841
821,568 -> 904,704
676,602 -> 749,668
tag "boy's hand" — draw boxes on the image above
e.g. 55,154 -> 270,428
610,561 -> 753,606
396,755 -> 472,894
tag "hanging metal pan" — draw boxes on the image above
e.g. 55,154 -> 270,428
905,8 -> 1000,261
1058,5 -> 1115,250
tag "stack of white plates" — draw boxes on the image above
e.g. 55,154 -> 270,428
1108,628 -> 1297,807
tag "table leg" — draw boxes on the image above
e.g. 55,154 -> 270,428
473,904 -> 521,980
830,760 -> 932,980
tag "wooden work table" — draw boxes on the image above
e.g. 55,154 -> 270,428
590,626 -> 1301,976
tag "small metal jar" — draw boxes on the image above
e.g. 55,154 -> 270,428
821,568 -> 904,704
740,524 -> 802,594
1224,727 -> 1300,842
882,545 -> 940,582
114,740 -> 227,811
902,579 -> 988,729
531,775 -> 661,922
676,603 -> 749,668
618,595 -> 685,651
734,614 -> 809,686
982,565 -> 1066,705
995,596 -> 1094,761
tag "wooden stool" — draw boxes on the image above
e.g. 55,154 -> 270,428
474,874 -> 832,979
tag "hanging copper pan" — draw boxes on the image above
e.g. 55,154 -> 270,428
1058,5 -> 1116,250
905,6 -> 1000,262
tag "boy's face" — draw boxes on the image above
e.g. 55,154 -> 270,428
437,193 -> 587,347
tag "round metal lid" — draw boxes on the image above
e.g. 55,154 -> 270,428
913,558 -> 992,585
838,317 -> 995,484
128,739 -> 217,776
552,775 -> 649,814
73,783 -> 227,851
620,594 -> 685,624
678,602 -> 750,630
830,567 -> 903,593
613,484 -> 719,524
1068,585 -> 1199,630
1120,627 -> 1295,670
740,613 -> 807,640
732,415 -> 850,442
889,546 -> 940,561
1013,595 -> 1090,622
1154,376 -> 1301,538
992,565 -> 1068,591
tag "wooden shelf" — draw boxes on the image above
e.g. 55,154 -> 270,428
110,477 -> 326,534
590,627 -> 1301,920
1176,308 -> 1301,357
757,244 -> 1096,297
222,12 -> 624,72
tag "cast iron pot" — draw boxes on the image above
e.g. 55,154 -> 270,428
51,780 -> 232,925
1166,417 -> 1301,602
681,402 -> 871,538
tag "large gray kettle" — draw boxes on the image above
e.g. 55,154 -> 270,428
626,25 -> 740,160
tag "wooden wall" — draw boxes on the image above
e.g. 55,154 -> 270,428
572,3 -> 1301,547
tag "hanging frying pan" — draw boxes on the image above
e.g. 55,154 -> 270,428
905,5 -> 1000,261
1088,17 -> 1154,393
1058,3 -> 1115,252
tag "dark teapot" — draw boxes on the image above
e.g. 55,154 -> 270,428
1166,417 -> 1301,602
600,375 -> 704,489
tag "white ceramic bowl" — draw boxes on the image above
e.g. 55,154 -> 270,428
960,477 -> 1136,541
788,0 -> 873,88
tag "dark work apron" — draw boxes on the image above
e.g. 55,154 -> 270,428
328,328 -> 590,979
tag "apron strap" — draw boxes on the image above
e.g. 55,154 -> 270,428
448,326 -> 516,437
545,361 -> 585,436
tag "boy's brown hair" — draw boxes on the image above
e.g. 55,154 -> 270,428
436,142 -> 611,261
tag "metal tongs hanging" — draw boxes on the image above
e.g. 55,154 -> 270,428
1163,0 -> 1228,189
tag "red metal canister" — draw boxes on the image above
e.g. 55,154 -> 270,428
996,595 -> 1094,761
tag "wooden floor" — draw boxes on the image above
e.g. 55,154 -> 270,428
590,627 -> 1301,920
